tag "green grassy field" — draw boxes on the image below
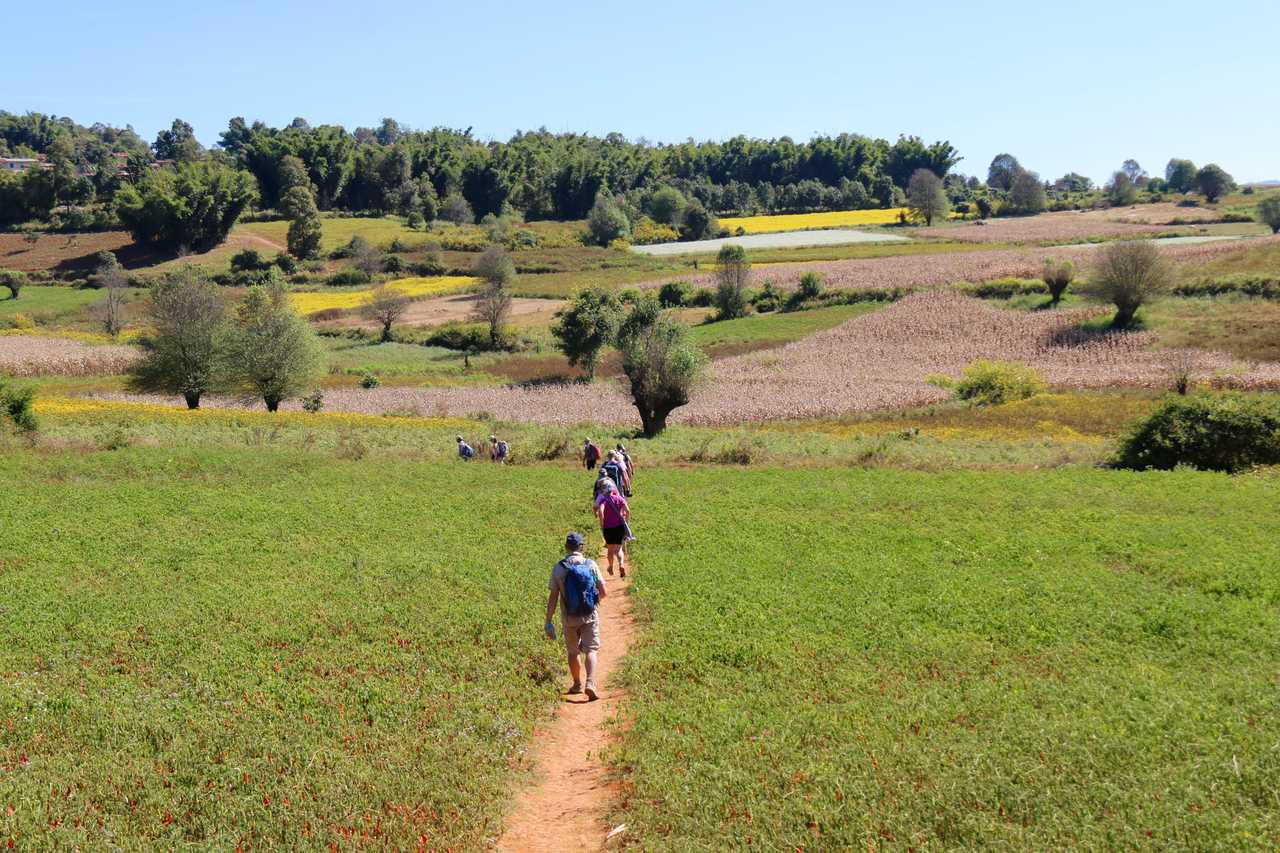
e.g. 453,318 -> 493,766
0,450 -> 599,850
1,445 -> 1277,850
610,466 -> 1280,849
686,303 -> 883,352
0,286 -> 122,327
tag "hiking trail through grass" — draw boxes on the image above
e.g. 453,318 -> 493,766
494,563 -> 635,851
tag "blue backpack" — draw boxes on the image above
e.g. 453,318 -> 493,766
600,460 -> 624,487
560,559 -> 598,618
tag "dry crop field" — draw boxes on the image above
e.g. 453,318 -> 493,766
915,210 -> 1184,244
640,236 -> 1271,295
0,335 -> 140,377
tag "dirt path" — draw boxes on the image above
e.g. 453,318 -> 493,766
495,566 -> 635,851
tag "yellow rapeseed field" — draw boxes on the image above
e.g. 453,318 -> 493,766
719,208 -> 908,234
289,276 -> 476,315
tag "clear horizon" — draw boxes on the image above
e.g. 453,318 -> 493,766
8,0 -> 1279,184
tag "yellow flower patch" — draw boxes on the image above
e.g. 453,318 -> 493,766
289,276 -> 476,315
719,209 -> 909,234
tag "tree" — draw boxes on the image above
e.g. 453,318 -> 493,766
616,298 -> 707,437
587,193 -> 630,245
1106,171 -> 1138,206
648,186 -> 686,224
1195,164 -> 1235,203
152,118 -> 203,162
1080,240 -> 1172,327
1041,258 -> 1075,307
281,185 -> 323,259
442,193 -> 474,225
0,269 -> 25,300
988,153 -> 1022,191
1121,159 -> 1147,184
277,155 -> 311,196
472,246 -> 515,347
906,168 -> 950,226
679,198 -> 717,241
714,244 -> 751,320
551,286 -> 625,379
350,236 -> 384,276
114,161 -> 257,250
227,279 -> 322,411
94,256 -> 129,336
1007,170 -> 1047,214
360,285 -> 411,342
1165,158 -> 1198,194
129,270 -> 228,409
1257,195 -> 1280,234
1056,172 -> 1093,193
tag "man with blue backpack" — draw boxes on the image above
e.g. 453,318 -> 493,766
544,531 -> 608,700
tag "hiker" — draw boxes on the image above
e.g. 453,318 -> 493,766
490,434 -> 509,464
616,443 -> 634,479
593,474 -> 616,501
594,478 -> 631,578
583,438 -> 601,471
544,531 -> 607,701
456,435 -> 476,461
600,451 -> 630,498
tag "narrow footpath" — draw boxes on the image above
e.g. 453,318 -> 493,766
495,568 -> 636,851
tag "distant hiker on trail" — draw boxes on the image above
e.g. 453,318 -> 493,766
545,531 -> 607,701
583,438 -> 601,471
616,443 -> 634,479
456,435 -> 476,461
594,479 -> 631,578
599,451 -> 630,498
490,434 -> 509,464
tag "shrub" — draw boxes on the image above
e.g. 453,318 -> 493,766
1173,274 -> 1280,299
632,217 -> 680,245
328,269 -> 370,287
0,375 -> 37,433
941,359 -> 1047,406
714,244 -> 751,321
1041,258 -> 1076,306
960,278 -> 1048,299
1257,196 -> 1280,234
619,288 -> 641,305
658,281 -> 691,308
587,194 -> 631,246
0,269 -> 26,300
274,252 -> 298,274
1080,240 -> 1172,327
1113,394 -> 1280,472
798,272 -> 824,301
301,389 -> 324,413
689,287 -> 714,308
359,371 -> 380,389
230,249 -> 267,272
752,281 -> 782,313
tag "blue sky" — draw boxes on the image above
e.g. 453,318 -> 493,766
8,0 -> 1279,183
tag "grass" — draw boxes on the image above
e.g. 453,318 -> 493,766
1,439 -> 1277,850
0,286 -> 119,327
609,465 -> 1280,849
687,239 -> 996,267
688,303 -> 884,352
0,448 -> 603,850
719,208 -> 909,234
26,389 -> 1167,470
321,338 -> 505,385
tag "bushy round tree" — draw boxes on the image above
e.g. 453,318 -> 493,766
587,194 -> 630,246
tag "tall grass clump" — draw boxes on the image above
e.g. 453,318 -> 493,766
933,359 -> 1048,406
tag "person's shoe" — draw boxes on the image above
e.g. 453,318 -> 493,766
584,682 -> 599,701
606,565 -> 614,576
619,566 -> 627,579
567,683 -> 583,695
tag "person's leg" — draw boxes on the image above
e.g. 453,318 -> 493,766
580,619 -> 601,700
605,544 -> 620,574
564,626 -> 583,690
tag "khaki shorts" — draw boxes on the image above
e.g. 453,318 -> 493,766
563,617 -> 600,656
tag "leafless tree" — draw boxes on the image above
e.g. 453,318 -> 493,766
94,262 -> 129,337
471,247 -> 516,347
361,285 -> 411,342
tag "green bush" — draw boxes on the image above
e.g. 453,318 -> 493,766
940,359 -> 1048,406
961,278 -> 1048,299
1113,394 -> 1280,472
0,375 -> 37,432
658,281 -> 691,308
230,249 -> 267,272
328,269 -> 371,287
359,371 -> 380,389
689,287 -> 714,308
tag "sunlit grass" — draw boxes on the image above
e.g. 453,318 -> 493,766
720,208 -> 909,233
